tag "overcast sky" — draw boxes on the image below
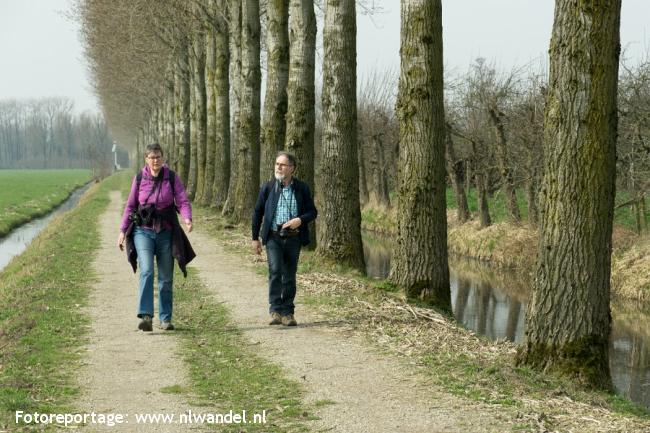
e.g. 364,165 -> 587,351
1,0 -> 649,114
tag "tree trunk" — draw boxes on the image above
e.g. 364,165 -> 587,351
222,0 -> 242,217
202,7 -> 217,205
517,0 -> 621,390
358,128 -> 369,206
178,41 -> 192,186
212,0 -> 231,210
227,0 -> 260,222
368,132 -> 390,208
187,52 -> 198,200
376,135 -> 391,208
317,0 -> 365,271
476,170 -> 491,228
193,29 -> 208,203
286,0 -> 317,247
261,0 -> 289,182
389,0 -> 449,310
285,0 -> 316,191
526,162 -> 539,226
445,125 -> 470,223
166,76 -> 176,169
488,108 -> 521,222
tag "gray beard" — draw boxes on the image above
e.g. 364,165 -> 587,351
274,173 -> 284,181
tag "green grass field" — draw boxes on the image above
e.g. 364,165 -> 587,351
0,169 -> 92,237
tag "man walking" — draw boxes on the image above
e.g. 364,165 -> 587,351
252,151 -> 318,326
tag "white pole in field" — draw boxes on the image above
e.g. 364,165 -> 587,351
112,141 -> 118,171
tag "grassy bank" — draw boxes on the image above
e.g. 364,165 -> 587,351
0,171 -> 124,429
192,210 -> 650,432
0,169 -> 92,237
174,271 -> 313,432
361,190 -> 650,301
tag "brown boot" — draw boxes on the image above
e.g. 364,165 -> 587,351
281,314 -> 297,326
269,312 -> 282,325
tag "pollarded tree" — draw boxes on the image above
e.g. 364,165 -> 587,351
389,0 -> 450,310
317,0 -> 365,271
517,0 -> 621,389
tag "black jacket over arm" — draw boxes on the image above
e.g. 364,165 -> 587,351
251,178 -> 317,246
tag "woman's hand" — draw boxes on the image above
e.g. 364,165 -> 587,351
184,218 -> 193,233
117,232 -> 125,251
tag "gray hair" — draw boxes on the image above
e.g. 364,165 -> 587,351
276,151 -> 296,167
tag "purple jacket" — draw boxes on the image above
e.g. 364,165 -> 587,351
119,165 -> 192,233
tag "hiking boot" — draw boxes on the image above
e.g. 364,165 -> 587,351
161,321 -> 174,331
138,315 -> 153,332
281,314 -> 297,327
269,312 -> 282,325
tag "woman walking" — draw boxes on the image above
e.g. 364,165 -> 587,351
117,143 -> 194,331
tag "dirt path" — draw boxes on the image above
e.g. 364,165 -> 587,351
76,191 -> 514,432
189,232 -> 515,432
77,191 -> 205,432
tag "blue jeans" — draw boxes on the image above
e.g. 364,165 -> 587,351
134,227 -> 174,322
266,235 -> 301,316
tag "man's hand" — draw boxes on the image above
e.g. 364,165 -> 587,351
281,217 -> 302,230
252,240 -> 262,255
184,218 -> 193,233
117,232 -> 125,251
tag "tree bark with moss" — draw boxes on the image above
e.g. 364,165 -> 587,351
223,0 -> 260,222
317,0 -> 365,271
261,0 -> 289,182
285,0 -> 316,192
389,0 -> 450,311
191,23 -> 207,203
211,0 -> 231,210
517,0 -> 621,390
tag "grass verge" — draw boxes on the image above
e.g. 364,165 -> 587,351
0,171 -> 127,430
173,270 -> 313,432
0,169 -> 92,237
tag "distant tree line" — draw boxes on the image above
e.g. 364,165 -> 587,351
0,97 -> 119,175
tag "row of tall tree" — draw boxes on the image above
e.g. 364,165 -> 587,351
0,97 -> 116,174
79,0 -> 626,391
77,0 -> 366,267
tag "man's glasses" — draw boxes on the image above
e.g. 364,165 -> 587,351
147,155 -> 163,161
275,162 -> 293,168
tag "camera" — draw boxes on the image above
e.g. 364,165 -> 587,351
130,204 -> 156,226
277,224 -> 296,239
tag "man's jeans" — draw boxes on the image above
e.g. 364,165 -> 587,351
266,235 -> 301,316
134,227 -> 173,322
